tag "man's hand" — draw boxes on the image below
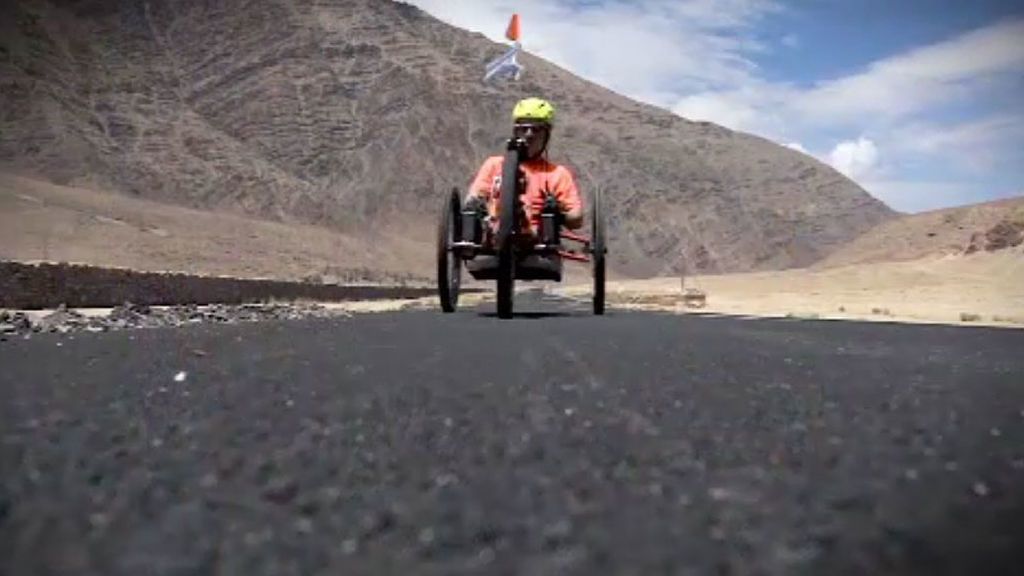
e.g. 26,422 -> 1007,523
540,194 -> 583,229
562,206 -> 583,229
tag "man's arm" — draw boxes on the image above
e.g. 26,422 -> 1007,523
557,166 -> 584,229
563,204 -> 583,229
467,157 -> 501,202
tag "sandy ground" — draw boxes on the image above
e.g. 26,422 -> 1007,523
556,249 -> 1024,328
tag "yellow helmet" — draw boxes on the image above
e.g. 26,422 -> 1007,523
512,97 -> 555,125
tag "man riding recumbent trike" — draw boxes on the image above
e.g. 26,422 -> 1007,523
436,97 -> 606,319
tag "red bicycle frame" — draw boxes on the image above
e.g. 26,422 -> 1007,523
559,229 -> 592,262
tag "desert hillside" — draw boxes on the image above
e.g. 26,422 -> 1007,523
818,196 -> 1024,268
0,0 -> 895,276
0,172 -> 427,284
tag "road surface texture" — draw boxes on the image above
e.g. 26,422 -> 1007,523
2,291 -> 1022,575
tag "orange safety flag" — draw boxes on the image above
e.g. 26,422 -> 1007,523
505,13 -> 521,42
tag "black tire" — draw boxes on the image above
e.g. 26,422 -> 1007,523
591,186 -> 606,315
437,188 -> 462,313
496,147 -> 521,250
496,146 -> 521,319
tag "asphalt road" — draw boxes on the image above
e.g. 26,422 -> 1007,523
2,292 -> 1023,575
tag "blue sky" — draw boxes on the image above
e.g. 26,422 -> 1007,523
405,0 -> 1024,213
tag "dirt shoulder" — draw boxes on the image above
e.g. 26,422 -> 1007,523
556,249 -> 1024,328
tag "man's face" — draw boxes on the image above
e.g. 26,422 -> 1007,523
514,121 -> 550,159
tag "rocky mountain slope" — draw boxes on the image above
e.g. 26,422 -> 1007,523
0,0 -> 896,276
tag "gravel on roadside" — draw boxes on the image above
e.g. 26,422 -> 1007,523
0,302 -> 354,338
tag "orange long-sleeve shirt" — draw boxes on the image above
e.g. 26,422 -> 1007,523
468,156 -> 583,234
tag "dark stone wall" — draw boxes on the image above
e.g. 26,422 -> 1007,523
1,262 -> 436,309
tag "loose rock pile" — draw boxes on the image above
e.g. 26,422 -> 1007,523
1,302 -> 350,338
965,219 -> 1024,254
0,310 -> 32,335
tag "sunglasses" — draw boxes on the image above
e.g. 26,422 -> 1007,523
513,123 -> 550,137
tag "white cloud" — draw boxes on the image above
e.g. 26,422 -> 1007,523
409,3 -> 1022,128
669,18 -> 1024,136
406,1 -> 1024,210
796,18 -> 1024,124
673,92 -> 762,132
886,115 -> 1024,172
671,80 -> 796,139
406,0 -> 780,101
828,137 -> 880,179
666,15 -> 1024,174
784,142 -> 808,154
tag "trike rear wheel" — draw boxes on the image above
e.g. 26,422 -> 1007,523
436,188 -> 462,313
592,186 -> 606,315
